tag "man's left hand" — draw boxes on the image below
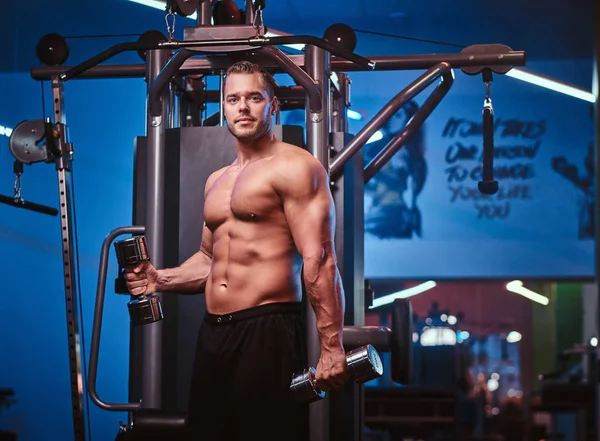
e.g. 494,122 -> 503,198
315,349 -> 351,391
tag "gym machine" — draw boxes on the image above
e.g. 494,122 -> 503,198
90,224 -> 413,440
6,0 -> 526,440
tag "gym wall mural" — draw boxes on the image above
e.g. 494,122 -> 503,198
347,66 -> 594,280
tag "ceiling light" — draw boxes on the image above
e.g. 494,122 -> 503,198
369,281 -> 436,309
506,280 -> 549,306
506,68 -> 596,103
347,109 -> 363,120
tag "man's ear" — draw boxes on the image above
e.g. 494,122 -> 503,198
271,96 -> 279,115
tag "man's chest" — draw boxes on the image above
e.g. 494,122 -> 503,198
204,166 -> 283,230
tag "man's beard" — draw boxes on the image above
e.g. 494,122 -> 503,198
228,117 -> 271,142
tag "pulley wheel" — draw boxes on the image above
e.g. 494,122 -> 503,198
9,120 -> 51,165
136,30 -> 167,61
36,33 -> 70,66
460,44 -> 514,75
323,23 -> 357,52
169,0 -> 200,16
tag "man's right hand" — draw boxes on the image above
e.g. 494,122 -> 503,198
124,261 -> 159,296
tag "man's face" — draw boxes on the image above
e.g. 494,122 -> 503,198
223,72 -> 277,142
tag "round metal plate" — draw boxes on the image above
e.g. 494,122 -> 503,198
9,119 -> 50,165
367,344 -> 384,376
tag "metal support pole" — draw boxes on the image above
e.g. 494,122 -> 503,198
329,70 -> 364,441
169,82 -> 177,129
305,46 -> 330,164
245,0 -> 254,24
304,44 -> 330,441
219,70 -> 225,126
331,73 -> 350,134
197,0 -> 213,26
142,49 -> 170,409
52,77 -> 88,441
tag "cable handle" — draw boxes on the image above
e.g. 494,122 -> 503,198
478,68 -> 498,195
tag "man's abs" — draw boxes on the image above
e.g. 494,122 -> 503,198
204,233 -> 303,314
202,154 -> 304,314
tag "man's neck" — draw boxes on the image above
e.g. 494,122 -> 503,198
234,132 -> 276,167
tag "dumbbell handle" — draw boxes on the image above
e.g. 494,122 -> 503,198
290,344 -> 383,403
115,236 -> 150,298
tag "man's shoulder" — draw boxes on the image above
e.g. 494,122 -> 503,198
205,165 -> 230,191
273,142 -> 325,172
209,164 -> 231,179
270,142 -> 329,192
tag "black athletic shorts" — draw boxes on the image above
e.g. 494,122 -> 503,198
185,301 -> 309,441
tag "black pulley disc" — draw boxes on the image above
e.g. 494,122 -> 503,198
36,33 -> 70,66
170,0 -> 200,16
136,30 -> 167,61
323,23 -> 357,52
213,0 -> 243,25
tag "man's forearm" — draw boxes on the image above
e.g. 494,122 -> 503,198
303,254 -> 345,352
155,250 -> 211,294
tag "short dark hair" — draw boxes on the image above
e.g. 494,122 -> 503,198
225,61 -> 278,98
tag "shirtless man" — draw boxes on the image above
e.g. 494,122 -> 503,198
125,60 -> 350,441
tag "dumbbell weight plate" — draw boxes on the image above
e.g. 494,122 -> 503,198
290,367 -> 325,403
346,344 -> 383,383
114,236 -> 149,267
128,295 -> 163,326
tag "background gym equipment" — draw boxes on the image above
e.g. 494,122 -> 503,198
291,344 -> 384,403
1,120 -> 60,216
13,1 -> 526,439
6,81 -> 87,440
114,235 -> 163,326
0,159 -> 58,216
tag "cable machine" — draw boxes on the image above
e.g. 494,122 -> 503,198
5,1 -> 525,440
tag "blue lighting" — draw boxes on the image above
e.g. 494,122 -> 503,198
347,109 -> 363,120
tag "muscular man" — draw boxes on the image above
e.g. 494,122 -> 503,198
125,60 -> 350,441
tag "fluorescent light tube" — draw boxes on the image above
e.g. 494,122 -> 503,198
369,280 -> 436,309
365,130 -> 383,144
506,68 -> 596,103
506,280 -> 549,306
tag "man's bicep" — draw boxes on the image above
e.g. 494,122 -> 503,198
284,181 -> 336,259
